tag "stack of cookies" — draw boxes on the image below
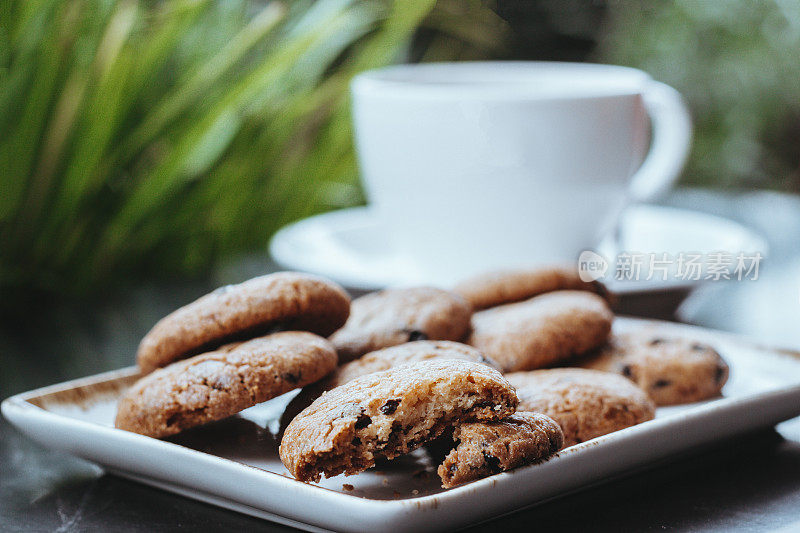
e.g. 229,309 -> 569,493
116,266 -> 729,489
116,272 -> 351,438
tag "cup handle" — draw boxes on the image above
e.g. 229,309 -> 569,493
629,80 -> 693,201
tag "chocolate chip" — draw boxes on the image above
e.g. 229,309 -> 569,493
482,452 -> 503,474
621,365 -> 633,378
649,338 -> 665,346
355,414 -> 372,429
283,372 -> 300,384
380,399 -> 401,415
407,330 -> 428,342
208,380 -> 227,391
652,379 -> 671,388
691,343 -> 706,351
715,365 -> 726,384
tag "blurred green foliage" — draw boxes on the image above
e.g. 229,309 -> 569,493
3,0 -> 798,300
0,0 -> 505,298
600,0 -> 800,190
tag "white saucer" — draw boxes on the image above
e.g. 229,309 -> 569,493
269,205 -> 768,293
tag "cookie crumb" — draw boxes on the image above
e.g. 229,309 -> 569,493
411,489 -> 419,495
342,484 -> 354,491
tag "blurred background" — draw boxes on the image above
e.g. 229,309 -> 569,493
3,4 -> 800,529
1,0 -> 799,305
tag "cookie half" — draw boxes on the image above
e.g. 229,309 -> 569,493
506,368 -> 655,447
279,359 -> 518,482
454,265 -> 608,310
317,341 -> 499,392
116,331 -> 337,438
438,412 -> 563,488
280,341 -> 500,430
468,291 -> 613,372
578,333 -> 729,405
136,272 -> 350,373
329,287 -> 472,362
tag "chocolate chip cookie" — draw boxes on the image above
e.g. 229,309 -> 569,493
280,341 -> 500,430
454,265 -> 608,310
578,333 -> 729,405
329,287 -> 472,362
468,291 -> 613,373
317,341 -> 498,392
116,331 -> 337,438
279,359 -> 518,482
136,272 -> 350,373
437,412 -> 563,488
506,368 -> 655,447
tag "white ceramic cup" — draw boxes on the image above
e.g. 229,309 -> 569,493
351,62 -> 692,281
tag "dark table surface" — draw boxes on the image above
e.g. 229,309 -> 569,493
3,188 -> 800,532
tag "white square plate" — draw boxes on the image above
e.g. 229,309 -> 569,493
4,318 -> 800,532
